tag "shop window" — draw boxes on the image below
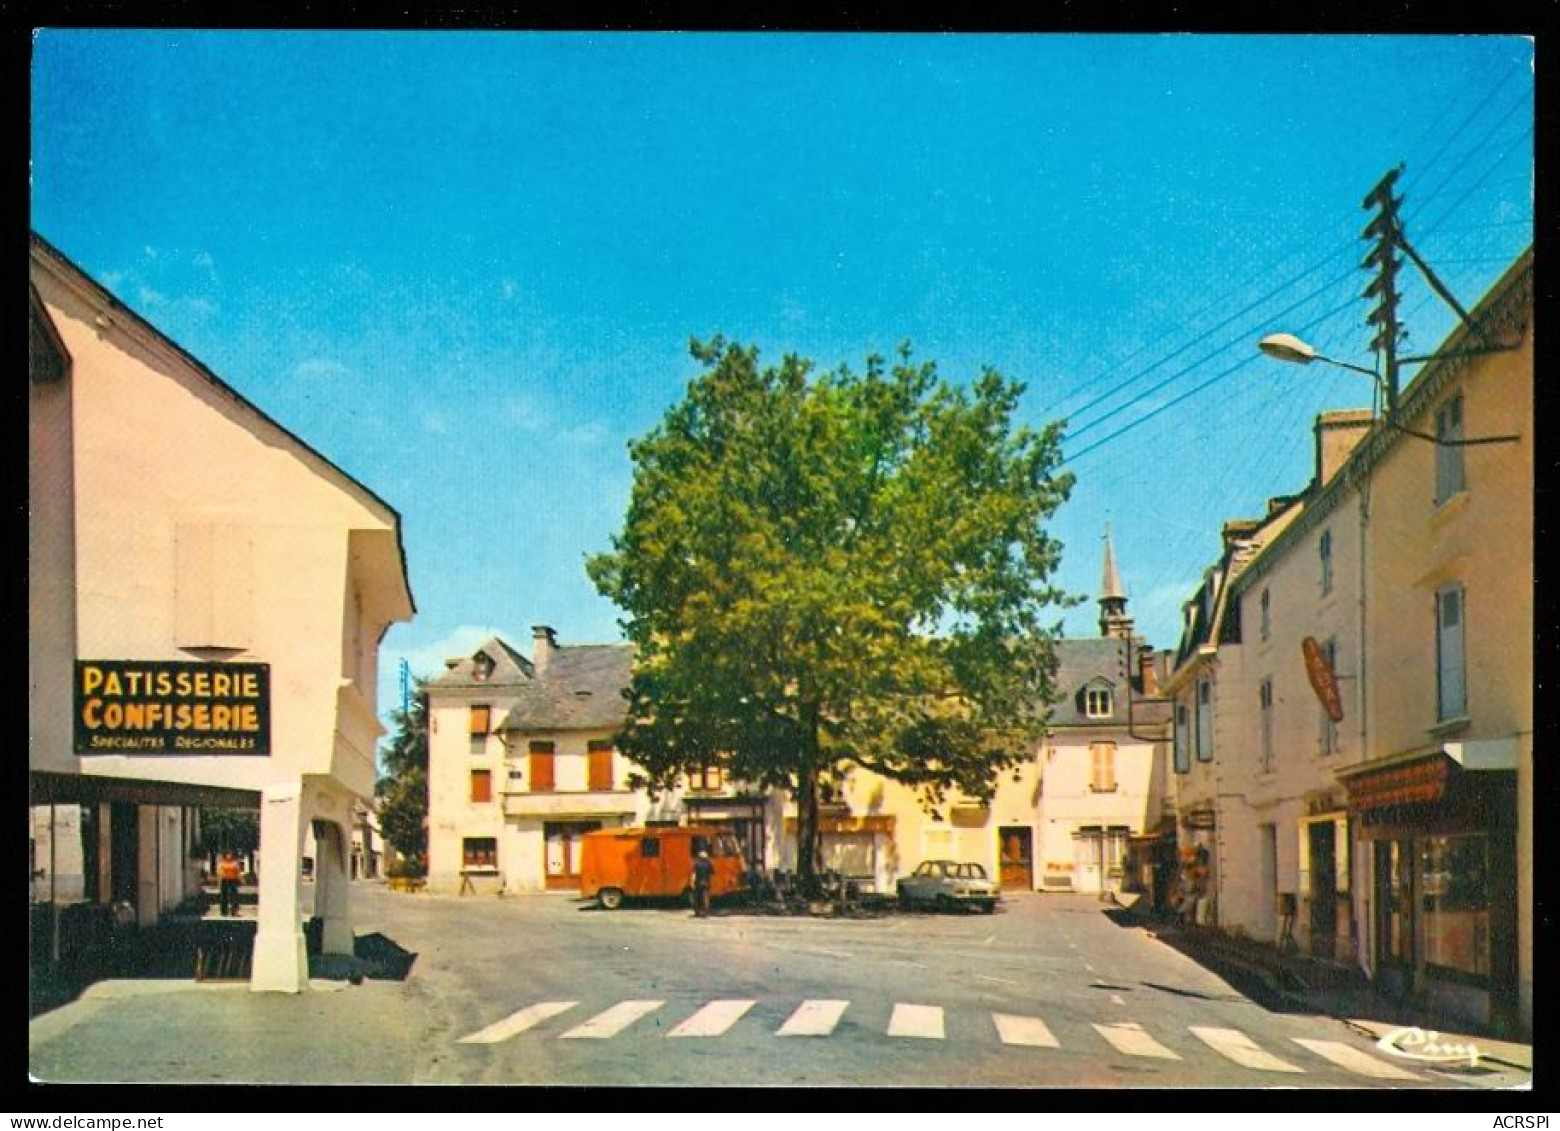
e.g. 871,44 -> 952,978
1435,394 -> 1466,503
1173,702 -> 1191,774
463,837 -> 497,870
1089,741 -> 1117,792
470,769 -> 492,804
1318,528 -> 1334,597
588,741 -> 614,791
1436,586 -> 1467,721
1196,678 -> 1214,762
529,741 -> 555,792
1085,687 -> 1114,719
1420,835 -> 1489,981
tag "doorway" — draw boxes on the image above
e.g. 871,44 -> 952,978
1259,823 -> 1278,940
543,821 -> 601,890
998,827 -> 1033,890
110,801 -> 139,908
1309,821 -> 1338,960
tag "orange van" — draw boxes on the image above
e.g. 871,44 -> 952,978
581,825 -> 747,910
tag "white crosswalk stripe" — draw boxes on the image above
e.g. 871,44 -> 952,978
777,999 -> 849,1037
1190,1027 -> 1304,1073
992,1012 -> 1060,1048
457,1001 -> 577,1044
668,999 -> 757,1038
454,994 -> 1444,1085
559,1000 -> 664,1039
887,1003 -> 945,1039
1291,1038 -> 1420,1080
1093,1021 -> 1182,1060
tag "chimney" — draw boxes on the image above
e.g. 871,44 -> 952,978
531,625 -> 557,674
1221,519 -> 1261,555
1313,409 -> 1374,487
1138,646 -> 1160,698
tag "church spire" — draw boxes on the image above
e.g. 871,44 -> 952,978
1099,524 -> 1134,639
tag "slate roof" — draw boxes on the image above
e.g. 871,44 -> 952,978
424,635 -> 534,688
496,644 -> 634,733
1045,636 -> 1172,729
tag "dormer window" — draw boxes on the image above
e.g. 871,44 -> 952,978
472,651 -> 495,682
1085,687 -> 1114,719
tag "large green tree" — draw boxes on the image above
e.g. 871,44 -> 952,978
588,338 -> 1075,891
376,690 -> 429,871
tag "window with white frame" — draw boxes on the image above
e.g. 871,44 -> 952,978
1259,678 -> 1274,772
1318,637 -> 1340,755
1085,686 -> 1114,719
1196,678 -> 1214,761
1435,394 -> 1467,504
1260,588 -> 1271,642
1173,701 -> 1191,774
1436,586 -> 1467,721
1319,529 -> 1333,596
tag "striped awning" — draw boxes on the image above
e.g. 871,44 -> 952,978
1342,753 -> 1452,814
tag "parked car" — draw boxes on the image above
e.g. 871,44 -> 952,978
897,859 -> 999,913
580,825 -> 746,910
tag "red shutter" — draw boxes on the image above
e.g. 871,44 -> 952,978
471,769 -> 492,803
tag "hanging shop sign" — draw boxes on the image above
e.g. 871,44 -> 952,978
74,659 -> 270,755
1301,636 -> 1345,723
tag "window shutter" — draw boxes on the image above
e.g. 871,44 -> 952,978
469,705 -> 491,736
529,743 -> 555,792
470,769 -> 492,803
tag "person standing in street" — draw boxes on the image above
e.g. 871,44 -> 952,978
691,849 -> 713,918
217,850 -> 242,917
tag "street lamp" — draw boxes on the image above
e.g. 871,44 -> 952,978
1256,331 -> 1520,448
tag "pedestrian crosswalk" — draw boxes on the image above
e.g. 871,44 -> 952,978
455,996 -> 1422,1081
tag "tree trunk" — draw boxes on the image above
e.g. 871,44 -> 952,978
796,762 -> 821,896
796,703 -> 824,897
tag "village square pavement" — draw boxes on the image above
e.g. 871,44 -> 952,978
28,883 -> 1529,1090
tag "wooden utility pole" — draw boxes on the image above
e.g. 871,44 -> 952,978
1362,165 -> 1405,412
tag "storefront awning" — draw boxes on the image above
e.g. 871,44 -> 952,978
783,815 -> 895,835
1341,753 -> 1452,814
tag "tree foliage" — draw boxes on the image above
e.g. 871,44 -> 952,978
197,807 -> 259,857
378,767 -> 428,870
587,338 -> 1075,886
376,689 -> 429,871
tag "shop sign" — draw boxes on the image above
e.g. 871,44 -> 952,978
74,659 -> 270,755
1302,636 -> 1345,723
1345,757 -> 1450,813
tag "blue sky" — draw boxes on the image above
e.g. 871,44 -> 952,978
31,32 -> 1534,726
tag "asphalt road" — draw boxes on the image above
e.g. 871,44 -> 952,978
29,884 -> 1520,1090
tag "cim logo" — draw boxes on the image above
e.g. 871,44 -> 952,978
1375,1025 -> 1480,1068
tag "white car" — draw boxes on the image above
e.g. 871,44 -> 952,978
897,859 -> 999,913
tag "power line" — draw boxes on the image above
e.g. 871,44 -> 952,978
1061,295 -> 1360,469
1403,85 -> 1533,224
1040,234 -> 1358,422
1400,65 -> 1522,199
1065,263 -> 1360,445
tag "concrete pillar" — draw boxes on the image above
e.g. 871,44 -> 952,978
314,819 -> 355,956
252,782 -> 308,993
136,806 -> 159,928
